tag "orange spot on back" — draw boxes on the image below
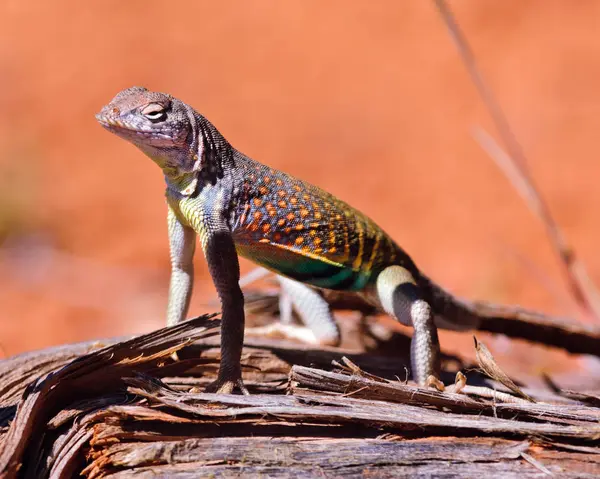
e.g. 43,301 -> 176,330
259,186 -> 268,195
262,224 -> 271,233
277,218 -> 285,227
286,212 -> 295,221
295,224 -> 304,231
264,176 -> 271,183
276,179 -> 283,186
253,198 -> 263,207
278,200 -> 287,208
300,208 -> 309,218
295,237 -> 304,245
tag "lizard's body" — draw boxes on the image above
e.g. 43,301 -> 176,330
97,86 -> 476,393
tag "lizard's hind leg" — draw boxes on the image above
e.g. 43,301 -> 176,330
243,271 -> 340,346
376,265 -> 441,386
276,276 -> 340,346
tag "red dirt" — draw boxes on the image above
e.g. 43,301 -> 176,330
0,2 -> 599,386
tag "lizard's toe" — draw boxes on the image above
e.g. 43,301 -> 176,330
424,375 -> 445,392
205,377 -> 249,395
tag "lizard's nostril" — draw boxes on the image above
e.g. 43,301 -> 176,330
112,107 -> 120,115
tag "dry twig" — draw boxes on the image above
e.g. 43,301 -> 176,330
433,0 -> 600,321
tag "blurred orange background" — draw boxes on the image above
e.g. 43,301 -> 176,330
0,1 -> 599,385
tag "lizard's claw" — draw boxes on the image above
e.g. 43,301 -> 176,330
205,376 -> 249,395
425,375 -> 445,392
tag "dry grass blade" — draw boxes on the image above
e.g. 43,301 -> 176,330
473,336 -> 535,403
433,0 -> 600,321
520,452 -> 554,476
333,356 -> 390,383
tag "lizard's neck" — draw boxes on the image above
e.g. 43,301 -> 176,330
165,171 -> 201,197
164,113 -> 235,198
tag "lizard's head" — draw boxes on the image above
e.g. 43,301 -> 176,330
96,86 -> 201,177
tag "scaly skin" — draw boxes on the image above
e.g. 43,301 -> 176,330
97,86 -> 447,393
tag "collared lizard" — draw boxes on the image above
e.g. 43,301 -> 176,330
96,86 -> 524,394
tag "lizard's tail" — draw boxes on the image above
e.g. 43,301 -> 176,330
419,274 -> 600,359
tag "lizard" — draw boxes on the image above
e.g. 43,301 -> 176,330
95,86 -> 520,394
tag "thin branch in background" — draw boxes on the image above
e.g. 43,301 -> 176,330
433,0 -> 600,321
472,127 -> 600,319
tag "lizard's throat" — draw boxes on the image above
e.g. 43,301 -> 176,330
165,171 -> 201,197
146,148 -> 198,180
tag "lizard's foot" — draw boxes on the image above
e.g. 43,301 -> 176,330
204,376 -> 249,395
245,322 -> 323,345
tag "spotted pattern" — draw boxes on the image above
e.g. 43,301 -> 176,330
231,159 -> 410,291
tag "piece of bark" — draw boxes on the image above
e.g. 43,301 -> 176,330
124,375 -> 600,440
0,314 -> 221,478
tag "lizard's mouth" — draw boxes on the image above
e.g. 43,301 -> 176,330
95,114 -> 174,141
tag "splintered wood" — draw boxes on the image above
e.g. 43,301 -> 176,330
0,314 -> 599,478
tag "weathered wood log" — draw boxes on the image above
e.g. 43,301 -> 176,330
0,315 -> 598,478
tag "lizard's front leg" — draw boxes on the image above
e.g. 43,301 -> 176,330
376,265 -> 441,387
203,229 -> 248,395
166,207 -> 196,326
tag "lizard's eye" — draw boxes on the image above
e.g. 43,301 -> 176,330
141,103 -> 168,122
